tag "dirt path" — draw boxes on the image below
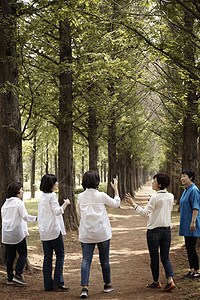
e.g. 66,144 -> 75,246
0,183 -> 185,299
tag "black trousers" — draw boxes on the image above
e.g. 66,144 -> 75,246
185,236 -> 199,271
5,238 -> 27,281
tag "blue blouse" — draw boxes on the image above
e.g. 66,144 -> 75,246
179,183 -> 200,237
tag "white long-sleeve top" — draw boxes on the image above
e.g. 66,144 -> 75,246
38,192 -> 66,241
1,197 -> 37,244
77,189 -> 120,243
135,190 -> 174,229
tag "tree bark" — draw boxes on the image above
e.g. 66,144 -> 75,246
88,107 -> 98,170
31,129 -> 36,198
181,11 -> 198,173
0,0 -> 23,263
107,116 -> 117,197
58,19 -> 78,231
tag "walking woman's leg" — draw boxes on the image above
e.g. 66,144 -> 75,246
15,238 -> 27,277
52,233 -> 65,287
160,227 -> 174,281
81,243 -> 95,287
147,229 -> 160,282
185,236 -> 199,271
5,244 -> 16,281
97,239 -> 111,285
42,241 -> 54,291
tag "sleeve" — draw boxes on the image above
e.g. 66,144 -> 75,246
190,189 -> 200,210
19,202 -> 37,223
103,192 -> 120,208
77,195 -> 81,217
49,193 -> 64,216
135,195 -> 156,216
171,195 -> 174,211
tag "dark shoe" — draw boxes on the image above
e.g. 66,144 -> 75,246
147,281 -> 162,288
183,271 -> 195,278
193,272 -> 200,279
80,287 -> 88,298
104,284 -> 114,293
7,280 -> 14,285
163,282 -> 176,292
54,285 -> 69,291
13,275 -> 28,285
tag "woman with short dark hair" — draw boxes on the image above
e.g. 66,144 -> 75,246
126,173 -> 176,292
78,170 -> 120,298
1,181 -> 37,285
179,169 -> 200,279
38,174 -> 70,291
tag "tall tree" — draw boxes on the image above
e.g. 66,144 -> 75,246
0,0 -> 23,262
59,17 -> 78,230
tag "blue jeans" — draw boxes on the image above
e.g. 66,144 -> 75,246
42,233 -> 65,291
81,239 -> 111,286
5,238 -> 27,281
147,227 -> 174,282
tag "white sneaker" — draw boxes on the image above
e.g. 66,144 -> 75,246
104,284 -> 114,293
80,287 -> 88,298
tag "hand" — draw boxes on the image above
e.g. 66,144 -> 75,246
64,199 -> 70,205
125,193 -> 134,206
110,178 -> 118,190
62,199 -> 71,211
190,221 -> 196,232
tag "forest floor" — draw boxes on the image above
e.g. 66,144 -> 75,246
0,182 -> 200,299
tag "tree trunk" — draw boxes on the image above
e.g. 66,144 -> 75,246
45,141 -> 49,174
107,116 -> 117,197
104,162 -> 107,183
88,107 -> 98,170
54,154 -> 58,179
31,129 -> 36,198
81,150 -> 84,177
117,155 -> 126,200
58,19 -> 78,231
182,11 -> 198,173
0,0 -> 23,263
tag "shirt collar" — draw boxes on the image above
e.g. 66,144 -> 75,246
186,183 -> 195,190
156,190 -> 167,194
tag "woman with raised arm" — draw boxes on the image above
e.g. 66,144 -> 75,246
126,173 -> 176,292
77,170 -> 120,299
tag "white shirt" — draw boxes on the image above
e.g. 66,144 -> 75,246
1,197 -> 37,244
77,189 -> 120,243
135,190 -> 174,229
38,192 -> 66,241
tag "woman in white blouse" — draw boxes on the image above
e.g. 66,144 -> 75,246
38,174 -> 70,291
77,170 -> 120,299
1,181 -> 37,285
126,173 -> 176,292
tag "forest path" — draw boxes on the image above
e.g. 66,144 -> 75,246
0,182 -> 185,299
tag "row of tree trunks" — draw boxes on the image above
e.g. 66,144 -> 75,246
166,10 -> 199,205
117,154 -> 148,200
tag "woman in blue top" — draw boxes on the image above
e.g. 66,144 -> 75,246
179,169 -> 200,278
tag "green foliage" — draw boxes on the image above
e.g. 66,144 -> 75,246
14,0 -> 200,188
